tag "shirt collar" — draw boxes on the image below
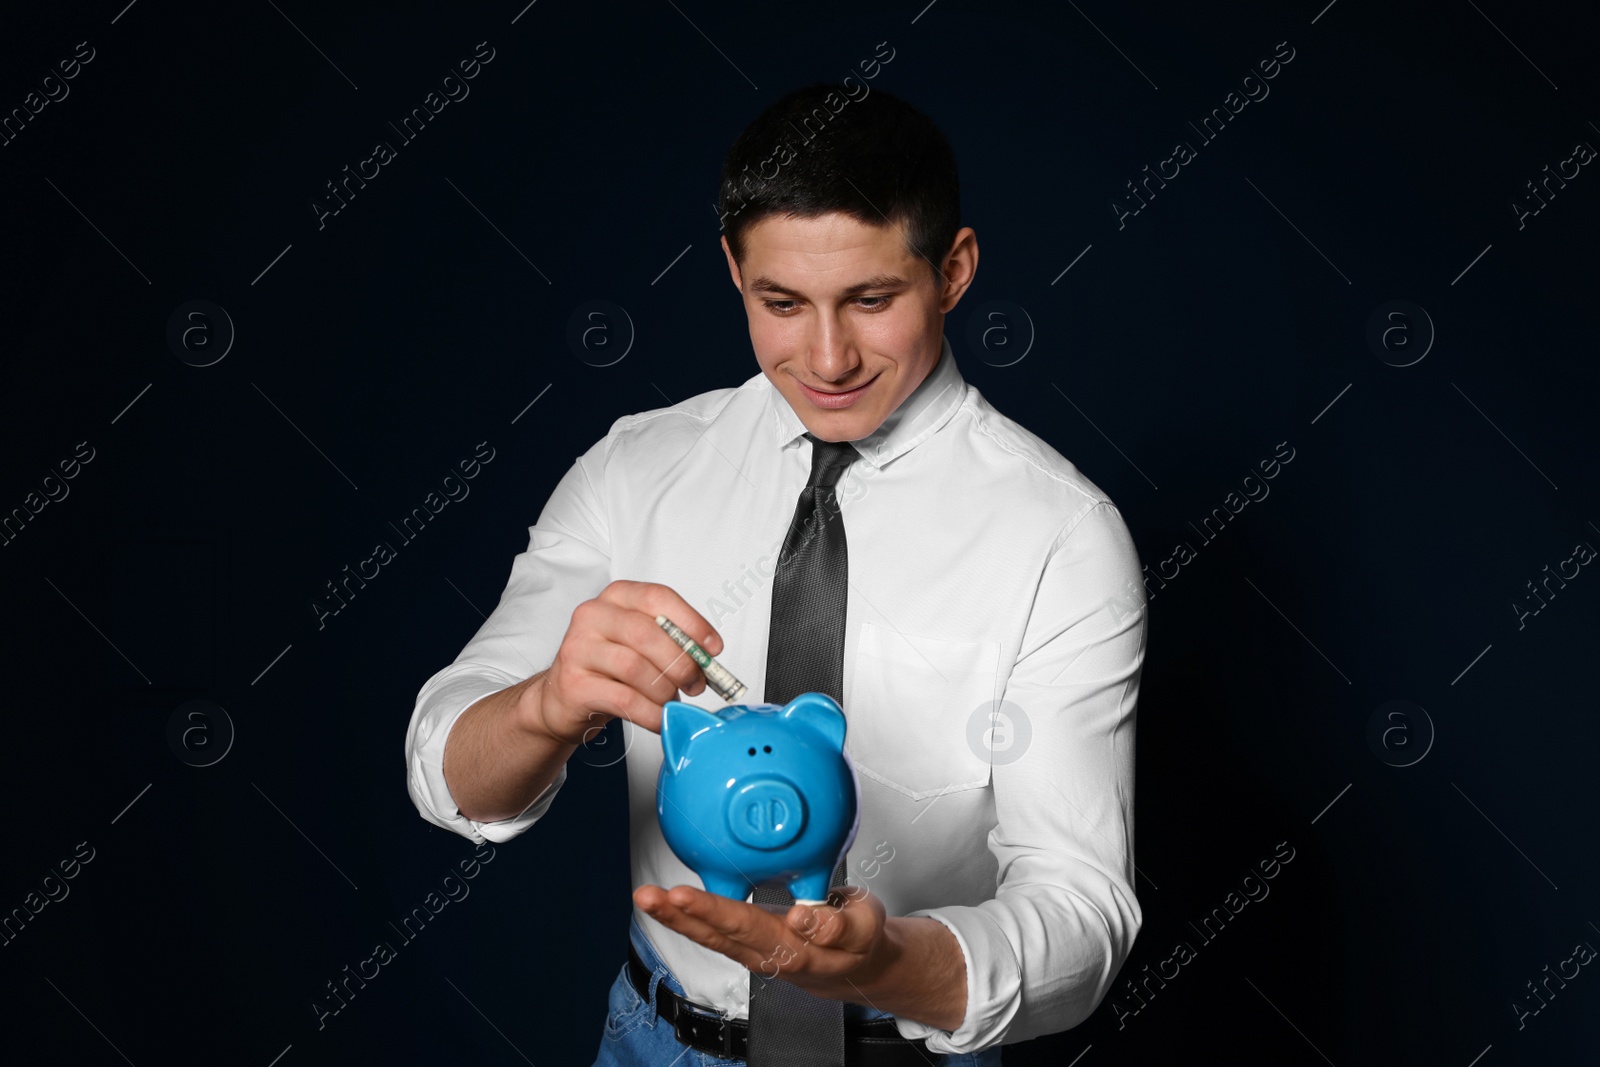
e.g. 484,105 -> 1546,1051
762,333 -> 966,470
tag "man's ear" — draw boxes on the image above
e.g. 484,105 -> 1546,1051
937,226 -> 979,315
721,235 -> 744,293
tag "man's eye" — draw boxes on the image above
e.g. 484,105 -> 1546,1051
760,296 -> 891,313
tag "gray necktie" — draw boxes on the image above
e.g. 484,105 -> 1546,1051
746,431 -> 860,1067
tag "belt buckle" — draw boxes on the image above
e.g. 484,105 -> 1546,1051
673,1007 -> 737,1057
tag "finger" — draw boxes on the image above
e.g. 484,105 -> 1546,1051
788,900 -> 850,948
668,889 -> 780,947
593,634 -> 698,711
789,903 -> 845,947
565,599 -> 681,703
578,674 -> 664,736
666,888 -> 805,965
630,621 -> 711,701
582,597 -> 711,705
647,899 -> 770,972
668,885 -> 766,940
649,582 -> 725,657
790,885 -> 877,953
537,662 -> 660,743
634,884 -> 671,912
603,578 -> 725,657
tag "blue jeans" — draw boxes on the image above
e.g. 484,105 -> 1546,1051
592,912 -> 1003,1066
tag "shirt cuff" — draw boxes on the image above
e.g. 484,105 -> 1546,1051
891,905 -> 1021,1054
406,671 -> 566,845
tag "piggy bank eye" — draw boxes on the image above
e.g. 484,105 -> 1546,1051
748,747 -> 756,756
763,745 -> 772,753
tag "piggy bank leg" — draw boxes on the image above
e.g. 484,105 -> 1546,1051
788,869 -> 835,906
700,873 -> 754,903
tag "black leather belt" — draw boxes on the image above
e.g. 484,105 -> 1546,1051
626,940 -> 937,1064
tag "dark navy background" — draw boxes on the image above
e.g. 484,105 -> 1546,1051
1,1 -> 1595,1063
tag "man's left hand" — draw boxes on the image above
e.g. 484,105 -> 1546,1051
632,881 -> 899,1004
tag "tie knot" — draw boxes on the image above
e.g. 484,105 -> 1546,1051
803,432 -> 861,489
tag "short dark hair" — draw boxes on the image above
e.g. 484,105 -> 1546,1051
717,83 -> 960,282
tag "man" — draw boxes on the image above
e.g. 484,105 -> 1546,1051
405,84 -> 1147,1064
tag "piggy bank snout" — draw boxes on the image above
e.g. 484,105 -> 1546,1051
728,776 -> 805,851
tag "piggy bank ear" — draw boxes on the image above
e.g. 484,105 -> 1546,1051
781,692 -> 846,751
661,700 -> 724,774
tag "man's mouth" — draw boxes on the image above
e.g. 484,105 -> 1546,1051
798,374 -> 878,407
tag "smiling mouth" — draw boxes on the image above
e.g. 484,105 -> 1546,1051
800,373 -> 878,395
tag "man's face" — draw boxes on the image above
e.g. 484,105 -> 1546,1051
722,212 -> 976,443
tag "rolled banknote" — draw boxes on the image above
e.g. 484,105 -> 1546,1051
655,614 -> 748,703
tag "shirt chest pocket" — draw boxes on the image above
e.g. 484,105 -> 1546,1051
845,621 -> 1003,801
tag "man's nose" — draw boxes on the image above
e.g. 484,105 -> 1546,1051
806,323 -> 861,384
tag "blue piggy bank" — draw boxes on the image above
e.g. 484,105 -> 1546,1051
656,691 -> 859,905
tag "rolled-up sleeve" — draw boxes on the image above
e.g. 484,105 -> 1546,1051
896,499 -> 1147,1052
404,432 -> 615,845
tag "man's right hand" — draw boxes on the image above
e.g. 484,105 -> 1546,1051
527,579 -> 725,746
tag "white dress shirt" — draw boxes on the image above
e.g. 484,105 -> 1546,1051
404,333 -> 1147,1054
